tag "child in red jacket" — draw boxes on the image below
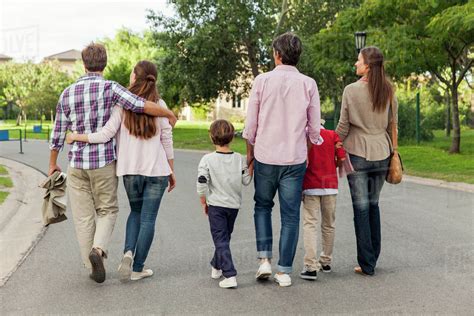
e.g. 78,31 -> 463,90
300,125 -> 346,280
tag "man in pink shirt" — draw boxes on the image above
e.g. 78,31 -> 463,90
243,32 -> 321,287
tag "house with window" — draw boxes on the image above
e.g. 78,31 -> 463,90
43,49 -> 81,74
214,93 -> 248,121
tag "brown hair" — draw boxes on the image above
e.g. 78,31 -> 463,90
123,60 -> 160,139
272,32 -> 302,66
360,46 -> 394,112
82,43 -> 107,72
209,120 -> 234,146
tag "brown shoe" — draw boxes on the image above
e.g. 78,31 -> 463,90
89,248 -> 106,283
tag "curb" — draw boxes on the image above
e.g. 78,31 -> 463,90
175,148 -> 212,154
403,175 -> 474,193
0,157 -> 47,287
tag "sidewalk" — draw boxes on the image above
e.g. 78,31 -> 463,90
0,158 -> 46,286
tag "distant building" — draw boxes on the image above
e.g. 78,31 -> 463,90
43,49 -> 81,74
0,53 -> 13,63
214,93 -> 248,121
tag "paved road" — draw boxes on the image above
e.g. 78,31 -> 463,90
1,140 -> 473,315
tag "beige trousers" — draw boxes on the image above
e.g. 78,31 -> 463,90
67,162 -> 118,269
302,194 -> 337,271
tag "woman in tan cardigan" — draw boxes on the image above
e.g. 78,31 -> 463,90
336,46 -> 398,276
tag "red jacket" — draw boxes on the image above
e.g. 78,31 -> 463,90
303,129 -> 346,190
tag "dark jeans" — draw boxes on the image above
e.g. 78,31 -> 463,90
253,160 -> 306,273
347,154 -> 390,275
123,175 -> 168,272
208,205 -> 239,278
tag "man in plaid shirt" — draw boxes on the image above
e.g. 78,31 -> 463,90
48,43 -> 177,283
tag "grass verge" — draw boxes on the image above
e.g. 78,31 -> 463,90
0,191 -> 9,204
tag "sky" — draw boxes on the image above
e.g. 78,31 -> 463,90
0,0 -> 172,61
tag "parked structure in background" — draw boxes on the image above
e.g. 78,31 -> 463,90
0,54 -> 13,63
43,49 -> 81,74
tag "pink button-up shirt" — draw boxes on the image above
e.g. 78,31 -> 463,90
243,65 -> 321,165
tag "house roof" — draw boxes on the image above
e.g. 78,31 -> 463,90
44,49 -> 81,61
0,53 -> 12,60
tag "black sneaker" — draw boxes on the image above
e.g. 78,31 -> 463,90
321,265 -> 332,273
300,269 -> 317,280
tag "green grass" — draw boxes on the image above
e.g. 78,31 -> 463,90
399,129 -> 474,184
0,191 -> 9,205
0,176 -> 13,188
0,165 -> 12,204
0,120 -> 53,140
0,165 -> 7,175
173,121 -> 246,153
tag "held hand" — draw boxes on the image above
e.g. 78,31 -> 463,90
168,173 -> 176,192
48,164 -> 61,176
66,131 -> 77,144
167,110 -> 178,128
248,159 -> 254,177
335,141 -> 343,149
336,158 -> 346,168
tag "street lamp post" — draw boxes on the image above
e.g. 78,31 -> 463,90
354,31 -> 367,54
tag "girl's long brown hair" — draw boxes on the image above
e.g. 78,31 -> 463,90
123,60 -> 160,139
361,46 -> 394,112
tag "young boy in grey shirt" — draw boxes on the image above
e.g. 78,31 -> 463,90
197,120 -> 252,288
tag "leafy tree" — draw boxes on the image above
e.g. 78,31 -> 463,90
100,28 -> 162,87
353,0 -> 473,153
304,0 -> 473,152
0,61 -> 72,125
147,0 -> 279,106
26,62 -> 72,124
148,0 -> 362,107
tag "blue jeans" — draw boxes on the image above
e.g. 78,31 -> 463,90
208,205 -> 239,278
123,175 -> 168,272
347,154 -> 390,275
253,160 -> 306,274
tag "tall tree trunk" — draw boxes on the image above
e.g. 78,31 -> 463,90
274,0 -> 289,37
16,110 -> 22,126
445,91 -> 451,137
449,85 -> 460,153
245,41 -> 260,78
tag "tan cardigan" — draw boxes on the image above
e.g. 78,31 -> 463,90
336,80 -> 398,161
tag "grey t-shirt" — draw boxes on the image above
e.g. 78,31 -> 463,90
197,151 -> 252,209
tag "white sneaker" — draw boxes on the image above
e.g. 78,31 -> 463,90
117,251 -> 133,282
131,268 -> 153,281
211,267 -> 222,279
274,273 -> 292,287
256,259 -> 272,280
219,276 -> 237,288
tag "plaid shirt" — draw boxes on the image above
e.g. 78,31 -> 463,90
50,73 -> 145,169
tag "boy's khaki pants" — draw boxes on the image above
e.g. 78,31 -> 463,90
67,162 -> 118,269
302,194 -> 337,271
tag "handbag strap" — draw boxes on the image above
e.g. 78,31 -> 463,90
389,98 -> 398,150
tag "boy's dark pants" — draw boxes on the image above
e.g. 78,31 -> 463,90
208,205 -> 238,278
